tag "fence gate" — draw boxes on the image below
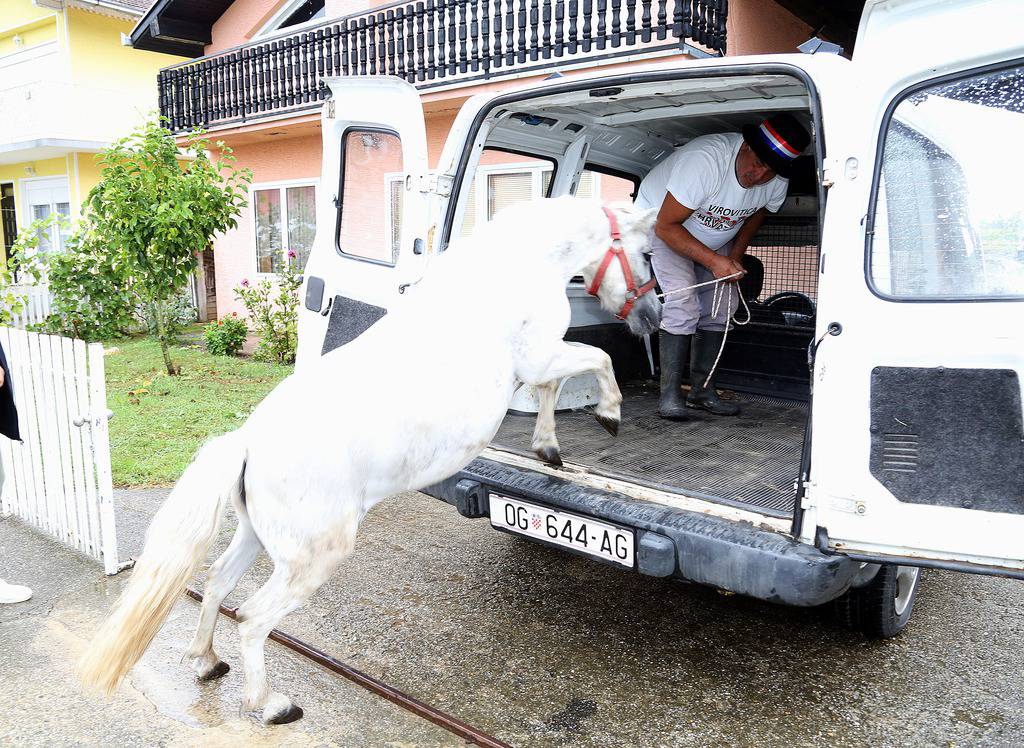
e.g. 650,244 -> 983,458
0,326 -> 122,574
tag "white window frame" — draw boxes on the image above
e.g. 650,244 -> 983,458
253,0 -> 327,40
20,175 -> 71,254
250,178 -> 319,277
454,160 -> 603,237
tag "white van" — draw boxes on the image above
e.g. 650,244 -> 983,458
297,0 -> 1023,637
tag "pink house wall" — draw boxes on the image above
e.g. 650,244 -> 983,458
214,133 -> 323,318
209,0 -> 373,53
726,0 -> 812,56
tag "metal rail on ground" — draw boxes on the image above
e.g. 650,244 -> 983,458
184,587 -> 513,748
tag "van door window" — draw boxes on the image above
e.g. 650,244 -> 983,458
868,63 -> 1024,299
337,129 -> 403,265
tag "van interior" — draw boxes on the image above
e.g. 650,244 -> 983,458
449,73 -> 821,520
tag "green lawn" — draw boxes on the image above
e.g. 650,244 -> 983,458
105,327 -> 292,487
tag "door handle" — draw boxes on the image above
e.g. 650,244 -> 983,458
413,238 -> 425,255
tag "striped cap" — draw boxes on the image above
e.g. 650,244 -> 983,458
741,113 -> 810,177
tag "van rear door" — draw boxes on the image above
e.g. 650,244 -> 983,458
807,0 -> 1024,574
297,77 -> 431,367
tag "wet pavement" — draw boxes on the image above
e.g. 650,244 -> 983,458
3,487 -> 1024,747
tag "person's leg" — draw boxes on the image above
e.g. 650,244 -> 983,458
689,243 -> 741,416
0,455 -> 30,604
650,235 -> 699,420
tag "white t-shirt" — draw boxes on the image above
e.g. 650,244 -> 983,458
635,133 -> 788,251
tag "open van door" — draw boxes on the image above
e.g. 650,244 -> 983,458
297,77 -> 432,367
806,0 -> 1024,574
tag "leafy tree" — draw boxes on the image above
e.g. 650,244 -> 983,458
12,214 -> 137,340
0,216 -> 47,327
83,118 -> 251,374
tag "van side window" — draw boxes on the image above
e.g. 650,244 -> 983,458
336,129 -> 403,266
869,63 -> 1024,299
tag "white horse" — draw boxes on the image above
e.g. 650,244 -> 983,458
78,197 -> 660,724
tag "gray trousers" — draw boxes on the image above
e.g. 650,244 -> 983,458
650,232 -> 737,335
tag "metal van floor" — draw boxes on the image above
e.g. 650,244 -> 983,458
492,382 -> 807,517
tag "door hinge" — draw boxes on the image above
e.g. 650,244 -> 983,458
820,156 -> 842,189
799,479 -> 817,510
419,172 -> 454,197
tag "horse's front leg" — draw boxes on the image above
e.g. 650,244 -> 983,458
518,341 -> 622,437
531,380 -> 563,466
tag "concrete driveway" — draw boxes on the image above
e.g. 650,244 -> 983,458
2,488 -> 1022,747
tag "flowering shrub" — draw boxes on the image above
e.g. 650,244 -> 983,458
234,252 -> 301,364
203,314 -> 248,356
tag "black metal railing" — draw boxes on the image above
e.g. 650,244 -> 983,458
158,0 -> 727,132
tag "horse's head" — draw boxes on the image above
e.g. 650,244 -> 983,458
581,202 -> 662,337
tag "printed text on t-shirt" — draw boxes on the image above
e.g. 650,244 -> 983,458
695,204 -> 758,232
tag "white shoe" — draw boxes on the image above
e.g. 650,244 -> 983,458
0,579 -> 32,604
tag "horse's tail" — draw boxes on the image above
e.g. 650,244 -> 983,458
78,431 -> 247,695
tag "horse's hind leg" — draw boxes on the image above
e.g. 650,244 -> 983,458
531,380 -> 562,466
186,513 -> 262,681
236,517 -> 358,724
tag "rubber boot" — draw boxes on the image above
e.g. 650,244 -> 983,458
687,329 -> 740,416
658,332 -> 690,420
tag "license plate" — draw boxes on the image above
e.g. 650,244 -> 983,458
489,494 -> 635,568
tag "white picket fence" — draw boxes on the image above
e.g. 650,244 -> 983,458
7,284 -> 52,329
0,326 -> 122,574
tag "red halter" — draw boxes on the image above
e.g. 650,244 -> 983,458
587,206 -> 657,320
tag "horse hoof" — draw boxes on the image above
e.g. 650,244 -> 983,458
535,446 -> 563,467
595,414 -> 620,437
266,704 -> 304,725
197,660 -> 230,682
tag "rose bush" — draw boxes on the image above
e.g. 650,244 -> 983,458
234,252 -> 301,364
202,314 -> 248,356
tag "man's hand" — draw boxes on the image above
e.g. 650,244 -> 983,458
709,254 -> 745,283
0,366 -> 6,388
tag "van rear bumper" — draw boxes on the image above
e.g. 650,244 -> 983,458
423,457 -> 863,607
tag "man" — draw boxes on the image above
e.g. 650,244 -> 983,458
0,337 -> 31,605
635,112 -> 810,419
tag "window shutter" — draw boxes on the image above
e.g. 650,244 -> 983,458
487,172 -> 534,221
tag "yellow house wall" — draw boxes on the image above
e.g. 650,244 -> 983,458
65,8 -> 185,96
0,1 -> 60,56
74,151 -> 105,206
0,151 -> 111,236
0,157 -> 71,256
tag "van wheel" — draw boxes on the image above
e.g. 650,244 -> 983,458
833,564 -> 921,638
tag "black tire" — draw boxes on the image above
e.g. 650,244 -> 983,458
832,564 -> 921,639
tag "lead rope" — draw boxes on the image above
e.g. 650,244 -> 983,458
656,272 -> 752,390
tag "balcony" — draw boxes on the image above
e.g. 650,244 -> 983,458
157,0 -> 727,133
0,80 -> 155,162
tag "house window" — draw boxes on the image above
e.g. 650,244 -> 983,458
458,150 -> 557,239
279,0 -> 325,28
253,183 -> 316,274
257,0 -> 326,37
24,177 -> 71,255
